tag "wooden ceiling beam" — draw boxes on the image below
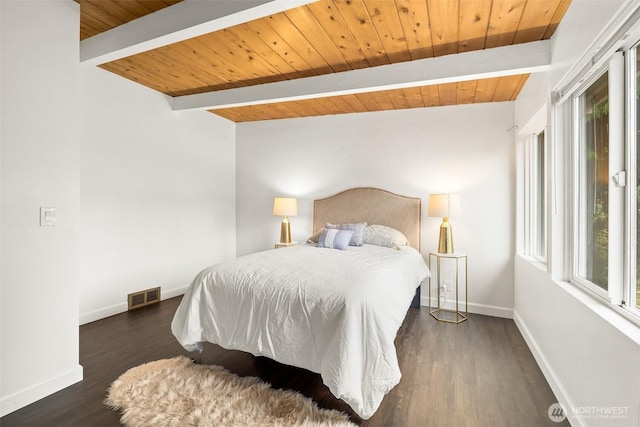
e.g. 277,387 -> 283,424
80,0 -> 319,66
171,39 -> 551,111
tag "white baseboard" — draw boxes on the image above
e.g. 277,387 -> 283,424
0,364 -> 83,418
79,301 -> 127,325
163,285 -> 188,299
420,296 -> 513,319
513,310 -> 583,427
466,302 -> 513,319
79,286 -> 188,325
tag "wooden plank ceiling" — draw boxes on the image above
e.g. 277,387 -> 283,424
80,0 -> 182,40
80,0 -> 571,122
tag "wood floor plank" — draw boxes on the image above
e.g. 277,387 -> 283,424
1,297 -> 568,426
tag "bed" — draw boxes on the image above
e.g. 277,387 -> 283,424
171,188 -> 430,419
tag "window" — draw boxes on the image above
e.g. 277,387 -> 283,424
521,119 -> 547,262
634,44 -> 640,309
534,130 -> 546,260
567,39 -> 640,317
576,72 -> 609,292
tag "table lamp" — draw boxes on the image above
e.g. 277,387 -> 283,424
428,194 -> 461,254
273,197 -> 298,244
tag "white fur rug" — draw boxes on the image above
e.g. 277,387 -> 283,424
105,356 -> 355,427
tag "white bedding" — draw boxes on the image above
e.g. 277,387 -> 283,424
171,243 -> 430,419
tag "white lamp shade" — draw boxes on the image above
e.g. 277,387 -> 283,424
273,197 -> 298,217
428,194 -> 461,218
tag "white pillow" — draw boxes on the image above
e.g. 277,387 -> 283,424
363,224 -> 409,250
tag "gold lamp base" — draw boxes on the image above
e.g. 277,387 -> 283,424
280,216 -> 292,243
437,217 -> 454,254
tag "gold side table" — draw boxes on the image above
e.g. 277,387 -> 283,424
428,252 -> 468,323
274,241 -> 298,249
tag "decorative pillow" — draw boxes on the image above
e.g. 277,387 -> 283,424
317,228 -> 354,250
363,224 -> 409,250
325,222 -> 367,246
307,229 -> 323,244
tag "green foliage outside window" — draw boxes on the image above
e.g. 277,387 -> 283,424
584,91 -> 609,290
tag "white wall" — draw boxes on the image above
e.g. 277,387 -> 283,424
0,0 -> 237,415
236,103 -> 516,317
79,65 -> 236,324
1,0 -> 83,416
515,258 -> 640,426
514,1 -> 640,426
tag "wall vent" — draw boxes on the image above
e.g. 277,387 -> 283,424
128,286 -> 161,311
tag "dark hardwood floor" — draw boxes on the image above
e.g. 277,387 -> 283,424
1,297 -> 567,426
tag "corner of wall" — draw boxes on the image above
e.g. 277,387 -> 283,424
0,365 -> 83,418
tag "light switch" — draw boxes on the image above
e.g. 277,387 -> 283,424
40,207 -> 57,226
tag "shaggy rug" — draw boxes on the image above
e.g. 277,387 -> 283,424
105,356 -> 356,427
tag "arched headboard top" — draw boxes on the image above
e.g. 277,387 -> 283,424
313,187 -> 422,251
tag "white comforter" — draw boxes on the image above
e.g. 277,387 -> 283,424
171,243 -> 430,419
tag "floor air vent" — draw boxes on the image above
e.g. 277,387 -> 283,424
128,287 -> 161,311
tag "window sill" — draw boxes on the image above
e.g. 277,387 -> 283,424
519,256 -> 640,346
519,254 -> 548,272
556,277 -> 640,346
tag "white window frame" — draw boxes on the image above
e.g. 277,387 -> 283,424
568,45 -> 640,318
570,65 -> 613,301
625,42 -> 638,310
524,129 -> 547,262
520,105 -> 548,264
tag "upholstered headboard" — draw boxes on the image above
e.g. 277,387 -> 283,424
313,188 -> 422,251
